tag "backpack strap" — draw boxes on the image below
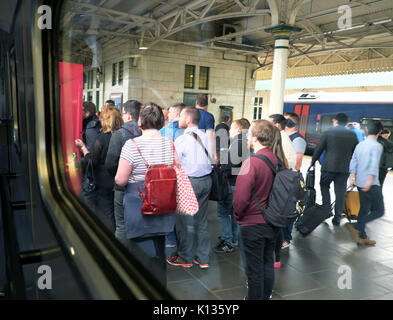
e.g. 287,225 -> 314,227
189,132 -> 215,164
252,154 -> 277,175
131,139 -> 150,168
250,154 -> 277,221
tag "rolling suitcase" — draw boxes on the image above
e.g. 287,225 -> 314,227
295,166 -> 333,237
304,166 -> 316,209
344,187 -> 360,222
295,203 -> 333,237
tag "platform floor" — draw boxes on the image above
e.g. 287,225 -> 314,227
167,157 -> 393,300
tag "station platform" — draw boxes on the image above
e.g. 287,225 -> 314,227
167,157 -> 393,300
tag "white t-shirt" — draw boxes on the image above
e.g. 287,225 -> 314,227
120,136 -> 174,183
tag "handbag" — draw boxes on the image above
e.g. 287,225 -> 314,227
82,158 -> 96,195
173,151 -> 199,216
190,132 -> 229,201
131,139 -> 177,215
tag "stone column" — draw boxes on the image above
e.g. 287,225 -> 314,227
265,25 -> 301,115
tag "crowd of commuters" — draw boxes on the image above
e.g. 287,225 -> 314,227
75,95 -> 391,299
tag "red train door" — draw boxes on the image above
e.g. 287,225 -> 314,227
293,104 -> 310,138
59,62 -> 83,197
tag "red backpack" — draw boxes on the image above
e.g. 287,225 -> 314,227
131,139 -> 177,215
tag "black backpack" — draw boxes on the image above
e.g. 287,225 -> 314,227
251,154 -> 306,228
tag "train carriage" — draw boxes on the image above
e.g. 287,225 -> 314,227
284,91 -> 393,155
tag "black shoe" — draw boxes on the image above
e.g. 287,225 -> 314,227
214,241 -> 234,254
332,218 -> 340,226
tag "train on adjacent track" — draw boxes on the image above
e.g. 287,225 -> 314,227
284,91 -> 393,154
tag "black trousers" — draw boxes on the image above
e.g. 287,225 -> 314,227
320,171 -> 349,220
240,223 -> 279,300
81,187 -> 115,233
130,236 -> 167,287
379,168 -> 388,187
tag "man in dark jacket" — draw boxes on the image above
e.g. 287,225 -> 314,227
214,119 -> 250,254
311,113 -> 358,225
215,115 -> 230,164
378,128 -> 393,187
82,101 -> 101,152
105,100 -> 142,248
79,102 -> 101,203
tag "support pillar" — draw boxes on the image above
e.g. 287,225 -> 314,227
265,25 -> 301,115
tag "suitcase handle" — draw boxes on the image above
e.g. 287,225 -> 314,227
346,185 -> 356,193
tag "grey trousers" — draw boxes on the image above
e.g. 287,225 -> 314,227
175,175 -> 212,264
114,189 -> 134,252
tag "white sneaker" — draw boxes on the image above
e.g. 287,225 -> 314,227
281,241 -> 291,249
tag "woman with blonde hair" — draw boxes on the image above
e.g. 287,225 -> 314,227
75,106 -> 123,232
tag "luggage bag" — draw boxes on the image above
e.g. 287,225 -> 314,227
295,203 -> 333,237
344,186 -> 360,222
304,166 -> 316,209
295,166 -> 334,237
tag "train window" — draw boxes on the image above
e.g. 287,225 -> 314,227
300,114 -> 307,133
361,118 -> 393,141
59,0 -> 248,297
320,115 -> 334,133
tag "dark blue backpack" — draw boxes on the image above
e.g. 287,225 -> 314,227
251,154 -> 306,228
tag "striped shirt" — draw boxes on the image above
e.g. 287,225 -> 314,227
120,136 -> 175,183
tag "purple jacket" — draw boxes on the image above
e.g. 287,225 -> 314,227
233,148 -> 277,226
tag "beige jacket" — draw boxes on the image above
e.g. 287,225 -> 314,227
281,130 -> 297,170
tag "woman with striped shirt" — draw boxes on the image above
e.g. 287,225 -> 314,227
115,102 -> 175,286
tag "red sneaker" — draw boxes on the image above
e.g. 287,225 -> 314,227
274,262 -> 281,268
193,259 -> 209,269
167,255 -> 192,268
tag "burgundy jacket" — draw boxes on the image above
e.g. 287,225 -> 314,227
233,148 -> 277,226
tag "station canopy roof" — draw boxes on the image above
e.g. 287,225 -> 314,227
64,0 -> 393,77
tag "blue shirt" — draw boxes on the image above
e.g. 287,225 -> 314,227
174,126 -> 213,178
197,108 -> 215,132
352,127 -> 365,142
349,136 -> 383,188
159,120 -> 184,141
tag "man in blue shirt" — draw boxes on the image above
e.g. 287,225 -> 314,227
195,94 -> 216,160
159,102 -> 185,250
348,120 -> 384,245
167,107 -> 213,268
159,102 -> 185,141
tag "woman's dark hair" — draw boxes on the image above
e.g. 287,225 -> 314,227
139,102 -> 165,130
271,126 -> 289,169
269,114 -> 286,130
83,101 -> 96,115
381,128 -> 391,135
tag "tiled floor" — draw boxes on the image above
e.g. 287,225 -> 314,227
167,157 -> 393,300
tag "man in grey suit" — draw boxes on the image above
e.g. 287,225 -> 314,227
311,113 -> 358,225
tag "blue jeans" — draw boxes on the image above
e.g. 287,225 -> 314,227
217,185 -> 239,246
354,185 -> 384,239
283,223 -> 293,243
131,236 -> 166,287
